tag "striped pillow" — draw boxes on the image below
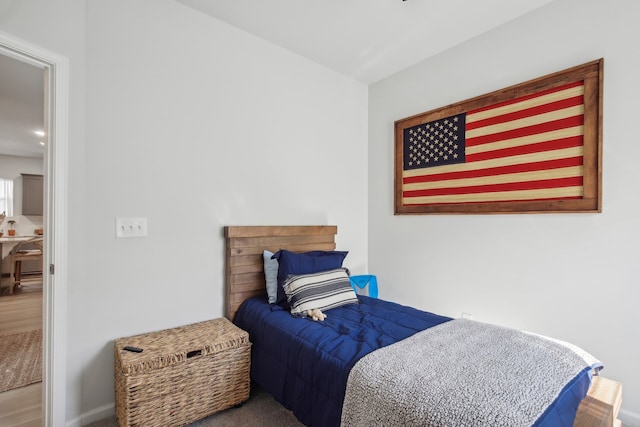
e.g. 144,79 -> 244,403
283,268 -> 359,317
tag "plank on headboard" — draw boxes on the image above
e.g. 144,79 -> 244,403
224,225 -> 338,320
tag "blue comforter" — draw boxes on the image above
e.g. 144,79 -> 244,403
233,296 -> 592,427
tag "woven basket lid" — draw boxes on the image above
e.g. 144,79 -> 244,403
114,318 -> 249,375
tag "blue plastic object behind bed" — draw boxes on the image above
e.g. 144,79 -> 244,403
349,275 -> 378,298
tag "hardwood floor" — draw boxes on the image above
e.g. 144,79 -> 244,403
0,384 -> 42,427
0,278 -> 43,427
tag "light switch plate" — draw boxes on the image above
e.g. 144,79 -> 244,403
115,217 -> 148,238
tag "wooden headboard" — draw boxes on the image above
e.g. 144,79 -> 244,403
224,225 -> 338,320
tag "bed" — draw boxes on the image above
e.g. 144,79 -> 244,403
224,225 -> 609,427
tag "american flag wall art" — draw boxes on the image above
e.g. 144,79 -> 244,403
394,59 -> 603,215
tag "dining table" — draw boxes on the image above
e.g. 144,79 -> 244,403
0,235 -> 39,283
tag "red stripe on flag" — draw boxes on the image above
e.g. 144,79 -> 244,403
403,156 -> 583,185
466,96 -> 584,131
403,176 -> 583,198
466,115 -> 584,147
468,81 -> 584,115
467,135 -> 583,162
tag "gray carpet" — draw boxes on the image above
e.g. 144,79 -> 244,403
86,384 -> 303,427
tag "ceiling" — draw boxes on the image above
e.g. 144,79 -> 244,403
176,0 -> 554,84
0,0 -> 554,158
0,53 -> 45,159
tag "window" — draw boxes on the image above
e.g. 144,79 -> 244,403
0,177 -> 14,217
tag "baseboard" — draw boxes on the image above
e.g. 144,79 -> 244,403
66,403 -> 114,427
620,408 -> 640,427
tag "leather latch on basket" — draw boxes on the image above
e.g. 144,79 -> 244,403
187,350 -> 202,359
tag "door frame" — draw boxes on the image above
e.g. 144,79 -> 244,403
0,31 -> 69,427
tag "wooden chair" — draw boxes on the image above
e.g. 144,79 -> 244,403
9,237 -> 43,294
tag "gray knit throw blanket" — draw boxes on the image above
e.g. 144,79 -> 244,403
341,319 -> 601,427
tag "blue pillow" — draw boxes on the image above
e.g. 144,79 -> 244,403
263,250 -> 279,304
273,249 -> 348,306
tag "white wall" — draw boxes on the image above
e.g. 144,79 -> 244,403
0,154 -> 43,179
2,0 -> 368,425
78,0 -> 367,424
369,0 -> 640,424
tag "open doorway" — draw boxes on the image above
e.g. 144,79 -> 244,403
0,32 -> 69,427
0,51 -> 46,426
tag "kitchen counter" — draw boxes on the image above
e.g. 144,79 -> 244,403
0,235 -> 37,243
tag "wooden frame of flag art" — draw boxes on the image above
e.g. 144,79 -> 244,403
394,59 -> 603,215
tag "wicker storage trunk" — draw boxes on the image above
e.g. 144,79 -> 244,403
114,318 -> 251,427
